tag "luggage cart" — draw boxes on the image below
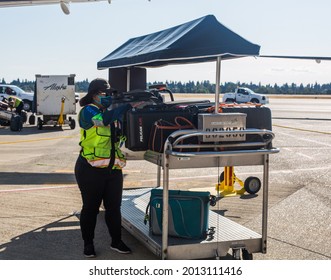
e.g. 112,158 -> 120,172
121,128 -> 279,260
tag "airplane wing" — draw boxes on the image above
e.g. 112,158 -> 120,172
0,0 -> 110,14
260,55 -> 331,64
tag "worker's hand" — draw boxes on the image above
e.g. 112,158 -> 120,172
113,104 -> 132,123
103,104 -> 131,126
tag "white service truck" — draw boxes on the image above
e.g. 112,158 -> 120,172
30,74 -> 76,129
222,87 -> 268,104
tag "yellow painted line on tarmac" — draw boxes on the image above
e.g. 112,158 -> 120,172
54,170 -> 74,173
0,134 -> 79,145
273,124 -> 331,135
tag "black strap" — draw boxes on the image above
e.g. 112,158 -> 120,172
108,123 -> 116,170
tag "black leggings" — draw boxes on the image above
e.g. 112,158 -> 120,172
16,102 -> 23,115
74,156 -> 123,245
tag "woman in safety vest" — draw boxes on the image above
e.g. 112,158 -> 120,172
75,78 -> 131,258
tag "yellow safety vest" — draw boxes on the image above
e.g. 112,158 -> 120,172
79,107 -> 126,169
9,96 -> 22,108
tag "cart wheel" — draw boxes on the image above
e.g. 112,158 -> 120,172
242,249 -> 253,260
219,171 -> 224,182
21,111 -> 28,123
28,114 -> 35,125
69,118 -> 76,130
37,118 -> 43,130
209,195 -> 217,207
232,248 -> 241,260
232,248 -> 253,260
10,115 -> 22,132
244,176 -> 261,194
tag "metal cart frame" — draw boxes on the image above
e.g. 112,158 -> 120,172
121,128 -> 279,259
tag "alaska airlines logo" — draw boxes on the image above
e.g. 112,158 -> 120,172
43,83 -> 67,91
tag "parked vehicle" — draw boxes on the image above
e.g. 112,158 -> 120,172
222,87 -> 268,104
0,84 -> 34,111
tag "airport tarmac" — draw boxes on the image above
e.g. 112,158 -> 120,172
0,96 -> 330,260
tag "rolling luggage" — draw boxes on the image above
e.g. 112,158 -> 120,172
146,189 -> 211,239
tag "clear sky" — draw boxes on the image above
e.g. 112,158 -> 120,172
1,0 -> 331,86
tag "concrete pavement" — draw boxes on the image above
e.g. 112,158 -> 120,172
0,97 -> 330,260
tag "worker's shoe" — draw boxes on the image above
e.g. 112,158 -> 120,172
110,240 -> 132,254
84,244 -> 96,258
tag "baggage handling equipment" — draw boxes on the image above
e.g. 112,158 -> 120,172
33,74 -> 76,130
36,96 -> 76,129
121,127 -> 279,259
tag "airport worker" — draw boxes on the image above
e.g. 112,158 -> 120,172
74,78 -> 131,258
8,96 -> 23,115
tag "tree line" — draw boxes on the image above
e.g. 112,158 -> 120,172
152,80 -> 331,94
2,78 -> 331,94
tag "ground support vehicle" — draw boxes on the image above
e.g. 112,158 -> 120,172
121,126 -> 279,260
31,74 -> 76,129
222,87 -> 268,104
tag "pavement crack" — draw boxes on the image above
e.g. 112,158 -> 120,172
268,236 -> 331,259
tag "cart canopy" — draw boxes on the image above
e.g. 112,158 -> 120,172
97,15 -> 260,69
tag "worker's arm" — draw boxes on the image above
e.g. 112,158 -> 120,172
79,104 -> 131,130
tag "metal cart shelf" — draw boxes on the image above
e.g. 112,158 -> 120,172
121,128 -> 279,259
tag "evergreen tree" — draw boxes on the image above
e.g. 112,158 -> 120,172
3,78 -> 331,95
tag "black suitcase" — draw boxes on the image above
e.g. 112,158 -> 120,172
185,103 -> 272,130
220,106 -> 272,148
192,104 -> 273,149
124,105 -> 198,151
221,106 -> 272,130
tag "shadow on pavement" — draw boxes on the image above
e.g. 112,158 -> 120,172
0,214 -> 83,260
0,172 -> 76,185
0,125 -> 73,136
0,212 -> 158,260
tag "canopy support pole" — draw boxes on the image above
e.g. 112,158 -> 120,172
126,67 -> 131,91
215,56 -> 221,114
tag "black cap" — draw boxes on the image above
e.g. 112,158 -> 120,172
88,78 -> 113,95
